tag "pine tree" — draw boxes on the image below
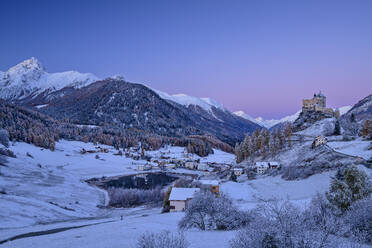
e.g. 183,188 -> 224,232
333,120 -> 341,135
350,113 -> 355,122
326,166 -> 372,212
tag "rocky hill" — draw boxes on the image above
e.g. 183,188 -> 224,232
340,94 -> 372,135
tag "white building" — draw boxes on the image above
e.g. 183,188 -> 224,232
312,136 -> 327,148
169,188 -> 200,212
197,163 -> 209,171
255,162 -> 269,174
185,161 -> 197,170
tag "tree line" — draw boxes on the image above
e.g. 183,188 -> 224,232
234,123 -> 293,163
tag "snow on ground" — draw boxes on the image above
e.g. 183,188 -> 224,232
145,145 -> 235,165
296,117 -> 336,137
2,210 -> 235,248
328,139 -> 372,160
0,141 -> 234,230
221,171 -> 335,210
2,140 -> 371,248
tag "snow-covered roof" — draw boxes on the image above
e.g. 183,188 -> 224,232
269,162 -> 279,166
255,162 -> 269,168
233,168 -> 243,171
169,188 -> 200,201
199,180 -> 219,186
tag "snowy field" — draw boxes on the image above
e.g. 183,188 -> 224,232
221,171 -> 335,210
328,139 -> 372,160
1,140 -> 371,248
0,141 -> 234,230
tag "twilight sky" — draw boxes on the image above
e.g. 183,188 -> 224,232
1,0 -> 371,119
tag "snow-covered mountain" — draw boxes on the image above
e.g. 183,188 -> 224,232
233,110 -> 301,129
153,89 -> 225,112
0,57 -> 99,101
234,106 -> 351,129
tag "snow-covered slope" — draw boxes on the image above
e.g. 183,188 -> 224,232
234,110 -> 301,129
0,57 -> 99,100
153,89 -> 225,112
338,105 -> 352,115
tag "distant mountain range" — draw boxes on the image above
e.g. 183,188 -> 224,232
234,106 -> 352,129
0,58 -> 261,146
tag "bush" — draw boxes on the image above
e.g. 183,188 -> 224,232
107,187 -> 164,208
178,191 -> 252,231
230,199 -> 346,248
136,231 -> 189,248
344,198 -> 372,244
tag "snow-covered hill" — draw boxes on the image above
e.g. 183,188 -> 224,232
0,57 -> 99,101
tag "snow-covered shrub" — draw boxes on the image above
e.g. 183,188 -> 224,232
0,129 -> 9,148
344,198 -> 372,244
230,199 -> 346,248
178,191 -> 252,231
108,187 -> 164,208
136,231 -> 189,248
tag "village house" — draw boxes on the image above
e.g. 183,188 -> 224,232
136,163 -> 152,171
312,136 -> 327,148
268,161 -> 279,169
254,161 -> 280,174
199,180 -> 220,194
185,161 -> 197,170
255,162 -> 269,174
169,188 -> 200,212
197,163 -> 209,171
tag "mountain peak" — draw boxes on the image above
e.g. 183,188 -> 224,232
0,58 -> 99,101
8,57 -> 44,74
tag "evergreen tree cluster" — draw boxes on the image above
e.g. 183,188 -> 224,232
0,100 -> 232,154
234,123 -> 293,163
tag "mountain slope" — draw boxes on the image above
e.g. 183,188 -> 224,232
0,57 -> 99,103
39,78 -> 260,145
340,94 -> 372,135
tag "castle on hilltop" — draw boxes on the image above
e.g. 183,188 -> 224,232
302,91 -> 339,117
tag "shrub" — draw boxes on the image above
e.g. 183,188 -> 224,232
344,198 -> 372,244
178,191 -> 252,231
107,187 -> 164,208
230,199 -> 345,248
136,231 -> 189,248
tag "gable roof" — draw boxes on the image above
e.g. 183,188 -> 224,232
169,188 -> 200,201
199,180 -> 219,186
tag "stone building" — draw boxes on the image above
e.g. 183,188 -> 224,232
302,92 -> 339,117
